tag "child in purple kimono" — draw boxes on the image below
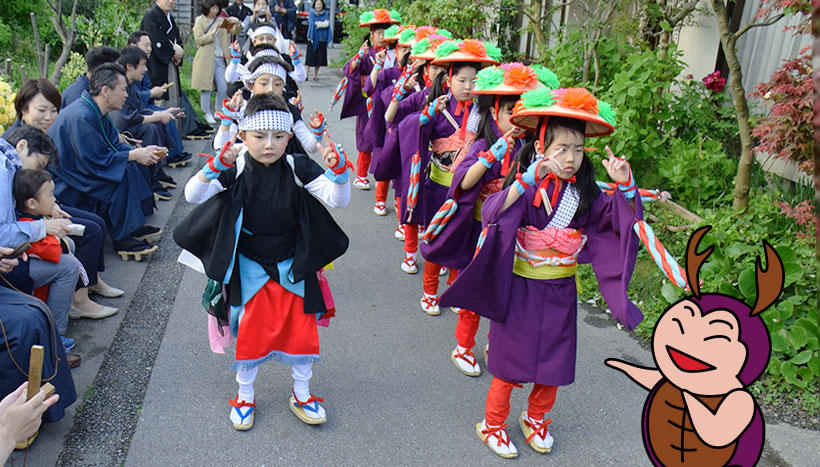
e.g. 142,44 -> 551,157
420,63 -> 555,377
339,9 -> 400,190
397,39 -> 498,316
440,87 -> 643,458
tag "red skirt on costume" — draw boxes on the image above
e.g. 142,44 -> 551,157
235,280 -> 320,365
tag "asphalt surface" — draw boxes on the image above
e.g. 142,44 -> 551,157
7,44 -> 817,466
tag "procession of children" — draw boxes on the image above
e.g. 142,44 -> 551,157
177,8 -> 646,460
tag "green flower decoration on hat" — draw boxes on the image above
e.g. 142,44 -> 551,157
400,28 -> 416,44
597,100 -> 616,126
520,87 -> 556,109
474,67 -> 505,91
531,64 -> 560,90
436,29 -> 453,39
384,24 -> 401,37
389,10 -> 402,22
484,42 -> 502,62
435,40 -> 461,59
359,11 -> 375,24
412,38 -> 430,56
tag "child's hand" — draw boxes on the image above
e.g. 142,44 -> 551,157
601,146 -> 631,184
534,141 -> 565,180
221,143 -> 243,166
403,75 -> 418,91
435,95 -> 449,113
318,142 -> 337,168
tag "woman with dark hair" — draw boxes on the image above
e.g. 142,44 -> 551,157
2,79 -> 61,138
305,0 -> 329,80
4,82 -> 123,316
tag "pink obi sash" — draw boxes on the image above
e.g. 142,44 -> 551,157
514,226 -> 587,267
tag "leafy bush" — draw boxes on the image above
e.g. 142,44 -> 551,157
58,52 -> 86,91
401,0 -> 487,39
539,26 -> 638,94
75,0 -> 144,50
667,74 -> 740,159
593,47 -> 684,187
656,137 -> 735,211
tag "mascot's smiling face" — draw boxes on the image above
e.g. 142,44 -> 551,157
653,299 -> 747,396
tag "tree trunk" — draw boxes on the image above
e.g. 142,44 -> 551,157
48,0 -> 79,85
711,0 -> 754,213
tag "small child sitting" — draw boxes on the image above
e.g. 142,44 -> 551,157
12,168 -> 83,353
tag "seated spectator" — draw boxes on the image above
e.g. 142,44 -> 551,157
61,46 -> 121,109
48,64 -> 164,260
1,79 -> 60,138
114,46 -> 190,200
0,137 -> 81,365
127,32 -> 192,190
5,94 -> 125,306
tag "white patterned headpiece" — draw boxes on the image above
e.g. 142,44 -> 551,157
249,25 -> 277,40
235,61 -> 288,89
238,110 -> 293,132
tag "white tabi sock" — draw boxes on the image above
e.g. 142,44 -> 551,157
291,363 -> 313,401
236,366 -> 258,402
456,345 -> 468,354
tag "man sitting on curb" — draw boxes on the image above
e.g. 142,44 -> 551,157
48,64 -> 164,261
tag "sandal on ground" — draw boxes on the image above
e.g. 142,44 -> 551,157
401,254 -> 417,274
519,412 -> 553,453
420,293 -> 440,316
394,224 -> 405,241
451,347 -> 481,377
476,420 -> 518,459
289,390 -> 327,425
229,396 -> 256,431
353,176 -> 371,190
373,201 -> 387,216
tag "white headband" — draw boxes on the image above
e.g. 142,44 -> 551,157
250,25 -> 277,39
236,62 -> 288,89
238,110 -> 294,132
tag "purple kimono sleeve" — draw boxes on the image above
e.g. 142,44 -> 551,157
576,190 -> 644,330
418,140 -> 491,270
340,60 -> 364,119
439,185 -> 522,322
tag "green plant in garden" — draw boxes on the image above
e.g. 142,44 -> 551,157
401,0 -> 487,40
594,47 -> 684,187
59,52 -> 86,91
668,75 -> 740,159
656,137 -> 735,211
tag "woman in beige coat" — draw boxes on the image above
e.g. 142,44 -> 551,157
192,0 -> 232,124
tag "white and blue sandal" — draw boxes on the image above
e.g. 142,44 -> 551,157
229,396 -> 255,431
289,390 -> 327,425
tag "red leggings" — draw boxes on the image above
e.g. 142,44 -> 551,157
404,224 -> 419,254
485,377 -> 558,426
356,151 -> 371,178
375,180 -> 390,203
455,309 -> 481,349
422,262 -> 457,296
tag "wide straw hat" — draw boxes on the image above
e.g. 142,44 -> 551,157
400,26 -> 450,49
358,9 -> 402,28
510,87 -> 617,137
408,33 -> 453,61
429,39 -> 500,67
383,24 -> 413,43
472,63 -> 560,96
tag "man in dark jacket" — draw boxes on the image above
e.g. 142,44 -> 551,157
140,0 -> 212,138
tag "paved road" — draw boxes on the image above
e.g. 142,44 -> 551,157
8,44 -> 815,466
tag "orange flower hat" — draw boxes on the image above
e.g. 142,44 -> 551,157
510,87 -> 616,137
358,9 -> 402,28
